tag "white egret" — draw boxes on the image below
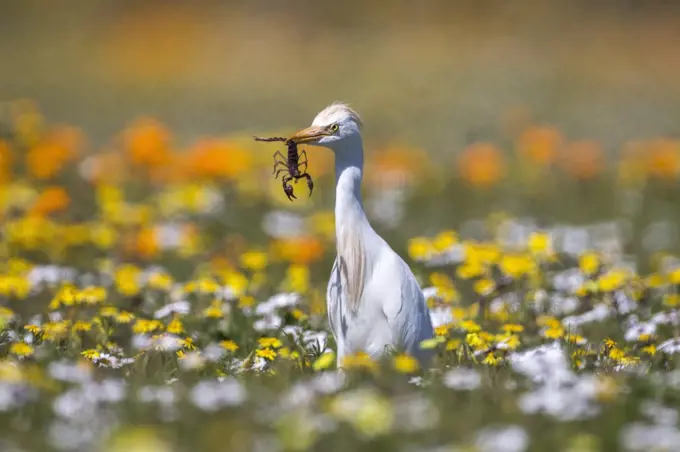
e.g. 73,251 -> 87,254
290,102 -> 435,368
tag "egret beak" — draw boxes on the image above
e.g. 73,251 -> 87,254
289,125 -> 331,144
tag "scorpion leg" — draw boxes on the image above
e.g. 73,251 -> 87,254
297,150 -> 309,173
273,162 -> 287,178
272,151 -> 287,174
282,175 -> 296,201
301,172 -> 314,196
273,168 -> 289,179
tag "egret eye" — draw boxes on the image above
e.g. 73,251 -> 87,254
329,123 -> 339,133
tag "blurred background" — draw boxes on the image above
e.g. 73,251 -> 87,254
3,0 -> 680,144
1,0 -> 680,269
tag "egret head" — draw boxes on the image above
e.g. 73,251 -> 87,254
289,102 -> 362,150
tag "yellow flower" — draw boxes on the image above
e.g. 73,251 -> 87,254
9,342 -> 34,357
432,230 -> 458,252
645,273 -> 667,289
197,278 -> 220,294
604,337 -> 617,349
42,321 -> 70,341
81,349 -> 100,360
219,340 -> 239,352
482,352 -> 501,366
465,333 -> 486,349
238,295 -> 256,310
446,339 -> 462,351
256,347 -> 277,360
465,242 -> 500,266
291,308 -> 308,322
258,337 -> 282,349
48,284 -> 76,310
147,272 -> 173,291
115,311 -> 135,324
76,286 -> 106,305
132,319 -> 163,334
407,237 -> 433,261
434,325 -> 450,337
180,337 -> 196,350
202,300 -> 223,319
115,265 -> 141,297
609,348 -> 625,361
419,336 -> 446,350
285,264 -> 310,294
166,318 -> 184,335
502,324 -> 524,334
642,345 -> 656,356
598,270 -> 628,292
459,320 -> 481,333
24,324 -> 41,335
429,273 -> 460,303
566,334 -> 587,345
528,232 -> 552,256
312,352 -> 335,371
669,267 -> 680,284
499,254 -> 536,279
240,250 -> 268,272
90,222 -> 118,249
473,278 -> 496,296
575,281 -> 598,297
392,354 -> 419,373
100,306 -> 119,317
341,352 -> 378,372
429,272 -> 453,289
456,261 -> 485,280
537,315 -> 561,328
543,326 -> 565,339
0,275 -> 31,299
663,294 -> 680,307
637,333 -> 655,343
72,321 -> 92,332
497,334 -> 521,350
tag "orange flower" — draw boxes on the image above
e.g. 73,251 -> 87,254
123,118 -> 172,168
560,140 -> 604,180
25,128 -> 80,180
517,126 -> 563,166
646,139 -> 680,181
270,236 -> 325,265
366,145 -> 431,189
135,227 -> 159,259
186,139 -> 252,180
30,187 -> 70,216
0,140 -> 12,183
457,143 -> 505,188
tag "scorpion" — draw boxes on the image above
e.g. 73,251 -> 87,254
253,135 -> 313,201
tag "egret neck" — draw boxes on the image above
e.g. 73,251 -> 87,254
331,135 -> 374,311
334,136 -> 366,228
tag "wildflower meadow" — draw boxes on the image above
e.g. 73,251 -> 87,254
4,2 -> 680,451
0,98 -> 680,451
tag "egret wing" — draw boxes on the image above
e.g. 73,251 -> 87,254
382,255 -> 434,361
326,258 -> 345,356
